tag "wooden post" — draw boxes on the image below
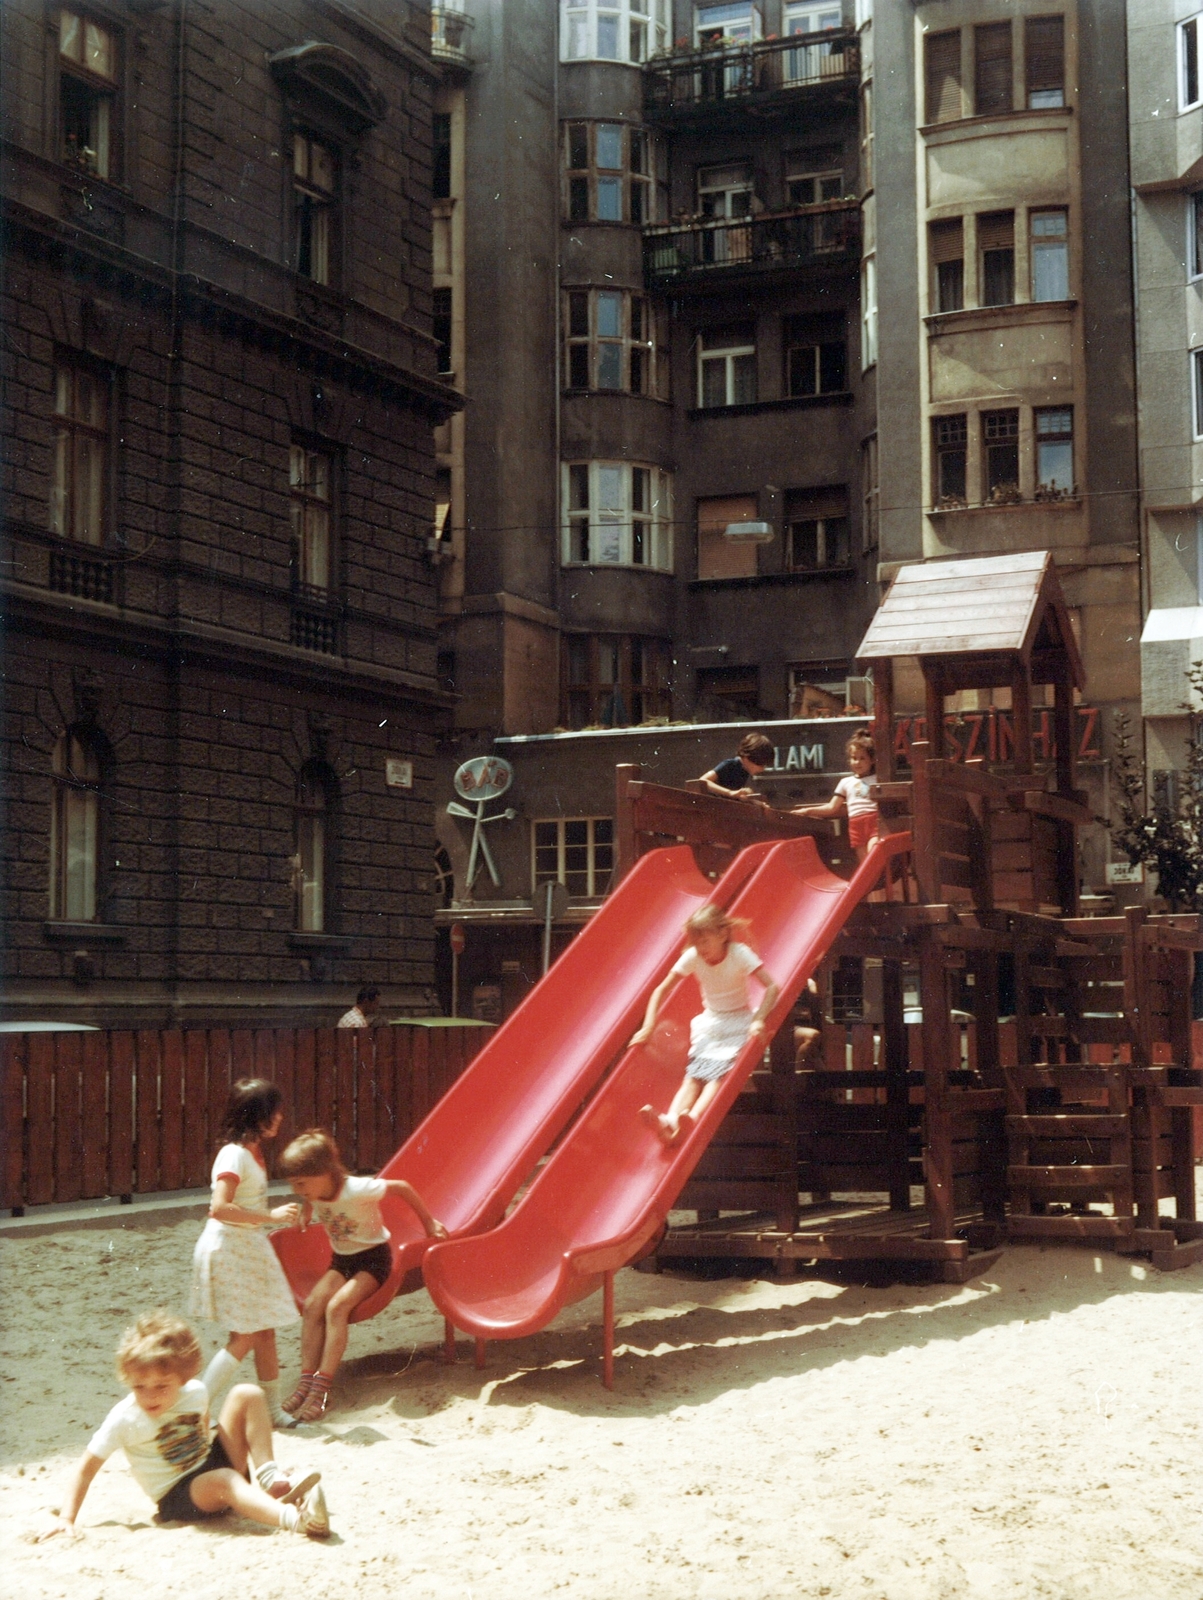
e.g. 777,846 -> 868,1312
923,666 -> 946,760
613,763 -> 642,887
918,931 -> 955,1241
1051,668 -> 1076,798
972,950 -> 1007,1225
910,740 -> 940,906
474,1338 -> 487,1370
871,657 -> 895,782
602,1271 -> 615,1390
769,1019 -> 798,1234
882,958 -> 911,1212
1010,667 -> 1033,775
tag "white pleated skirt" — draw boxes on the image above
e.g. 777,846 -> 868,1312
685,1008 -> 753,1083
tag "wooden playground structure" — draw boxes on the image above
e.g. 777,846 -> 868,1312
615,553 -> 1203,1282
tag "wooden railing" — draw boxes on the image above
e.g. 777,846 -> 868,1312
0,1023 -> 493,1213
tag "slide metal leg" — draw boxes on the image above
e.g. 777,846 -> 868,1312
443,1318 -> 457,1364
602,1271 -> 615,1390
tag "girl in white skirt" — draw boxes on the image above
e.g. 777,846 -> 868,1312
191,1079 -> 301,1427
635,904 -> 779,1145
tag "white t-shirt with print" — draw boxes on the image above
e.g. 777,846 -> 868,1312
671,940 -> 762,1015
211,1142 -> 269,1225
834,774 -> 878,819
87,1378 -> 213,1503
314,1174 -> 390,1254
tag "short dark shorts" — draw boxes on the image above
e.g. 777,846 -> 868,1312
156,1432 -> 239,1523
330,1239 -> 392,1287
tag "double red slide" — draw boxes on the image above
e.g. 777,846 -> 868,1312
422,832 -> 909,1350
271,841 -> 771,1321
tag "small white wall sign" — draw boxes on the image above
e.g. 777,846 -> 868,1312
385,758 -> 414,789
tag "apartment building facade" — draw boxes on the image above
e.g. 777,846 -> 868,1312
1130,3 -> 1203,795
1,0 -> 456,1024
871,0 -> 1139,890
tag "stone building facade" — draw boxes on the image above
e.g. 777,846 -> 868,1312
1,0 -> 456,1024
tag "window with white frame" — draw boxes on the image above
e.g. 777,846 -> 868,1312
1191,192 -> 1203,280
51,358 -> 110,545
786,147 -> 844,206
1035,407 -> 1074,496
533,817 -> 614,897
698,326 -> 756,407
564,289 -> 666,395
563,462 -> 673,569
565,122 -> 655,223
49,729 -> 103,922
861,252 -> 877,367
785,487 -> 850,571
695,2 -> 762,46
294,763 -> 336,932
1182,14 -> 1203,112
60,10 -> 118,179
561,0 -> 669,64
1030,208 -> 1069,301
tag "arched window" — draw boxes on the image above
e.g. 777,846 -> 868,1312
50,730 -> 102,921
295,764 -> 337,931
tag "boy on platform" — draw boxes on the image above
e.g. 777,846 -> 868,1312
696,731 -> 775,800
792,732 -> 880,860
277,1130 -> 448,1422
36,1311 -> 328,1540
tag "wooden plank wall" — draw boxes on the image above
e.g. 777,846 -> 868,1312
0,1026 -> 493,1212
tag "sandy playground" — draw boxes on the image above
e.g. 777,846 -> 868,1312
3,1207 -> 1203,1600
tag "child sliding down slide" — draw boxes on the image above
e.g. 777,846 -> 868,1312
633,904 -> 779,1145
278,1129 -> 448,1422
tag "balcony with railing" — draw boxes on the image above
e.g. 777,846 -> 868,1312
643,199 -> 860,292
643,31 -> 859,125
432,5 -> 474,68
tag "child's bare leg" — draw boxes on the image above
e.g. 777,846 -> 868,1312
226,1332 -> 255,1362
686,1079 -> 723,1126
187,1465 -> 289,1528
249,1328 -> 279,1383
216,1383 -> 274,1476
640,1077 -> 703,1144
318,1274 -> 377,1377
300,1273 -> 342,1374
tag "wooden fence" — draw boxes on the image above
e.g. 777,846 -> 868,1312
0,1024 -> 493,1213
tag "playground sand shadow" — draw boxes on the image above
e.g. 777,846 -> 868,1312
6,1214 -> 1203,1600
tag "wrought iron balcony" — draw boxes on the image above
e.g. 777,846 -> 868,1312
643,199 -> 860,292
432,6 -> 474,68
643,31 -> 859,125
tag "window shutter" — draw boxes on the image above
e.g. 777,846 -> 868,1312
929,218 -> 964,263
925,31 -> 962,124
1025,16 -> 1064,97
977,211 -> 1014,252
974,22 -> 1013,114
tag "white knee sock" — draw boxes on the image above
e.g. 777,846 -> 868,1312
201,1347 -> 241,1398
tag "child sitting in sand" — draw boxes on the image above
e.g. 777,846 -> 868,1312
277,1130 -> 448,1422
792,731 -> 880,860
36,1311 -> 328,1540
633,904 -> 779,1144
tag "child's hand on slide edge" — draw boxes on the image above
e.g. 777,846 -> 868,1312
629,1025 -> 652,1047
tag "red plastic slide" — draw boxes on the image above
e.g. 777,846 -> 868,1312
422,832 -> 911,1360
271,842 -> 774,1322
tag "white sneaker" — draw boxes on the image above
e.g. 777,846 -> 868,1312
278,1468 -> 321,1506
294,1483 -> 330,1539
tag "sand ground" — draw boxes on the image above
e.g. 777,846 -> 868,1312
2,1213 -> 1203,1600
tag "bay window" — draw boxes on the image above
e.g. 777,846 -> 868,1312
563,462 -> 672,570
561,0 -> 669,64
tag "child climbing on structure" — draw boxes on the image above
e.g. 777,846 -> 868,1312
792,731 -> 880,860
633,904 -> 779,1145
277,1129 -> 448,1421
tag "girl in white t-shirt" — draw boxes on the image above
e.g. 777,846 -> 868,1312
190,1079 -> 301,1428
632,904 -> 779,1145
793,732 -> 880,860
277,1129 -> 448,1422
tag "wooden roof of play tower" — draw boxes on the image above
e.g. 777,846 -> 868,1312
855,550 -> 1084,690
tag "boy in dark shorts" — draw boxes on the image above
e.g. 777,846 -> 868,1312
278,1129 -> 448,1422
36,1311 -> 327,1541
696,731 -> 775,800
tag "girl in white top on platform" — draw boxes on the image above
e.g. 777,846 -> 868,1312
277,1129 -> 447,1422
633,903 -> 779,1145
190,1078 -> 301,1427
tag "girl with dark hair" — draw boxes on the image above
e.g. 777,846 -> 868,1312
190,1079 -> 301,1428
